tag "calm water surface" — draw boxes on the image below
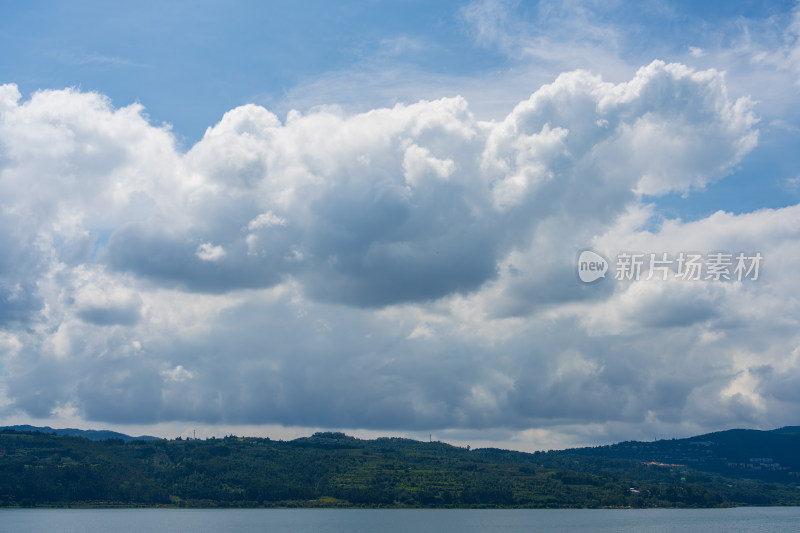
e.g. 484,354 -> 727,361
2,507 -> 800,532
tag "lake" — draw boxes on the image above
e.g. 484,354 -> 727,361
2,507 -> 800,532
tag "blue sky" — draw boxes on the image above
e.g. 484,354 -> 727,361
2,1 -> 501,141
3,0 -> 797,219
1,1 -> 800,449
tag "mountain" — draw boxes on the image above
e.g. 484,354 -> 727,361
547,426 -> 800,483
0,425 -> 161,442
1,427 -> 799,508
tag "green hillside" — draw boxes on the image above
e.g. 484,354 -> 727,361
0,425 -> 160,442
551,427 -> 800,483
2,428 -> 799,508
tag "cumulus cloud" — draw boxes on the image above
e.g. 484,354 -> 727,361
1,60 -> 796,447
195,243 -> 227,262
7,61 -> 744,309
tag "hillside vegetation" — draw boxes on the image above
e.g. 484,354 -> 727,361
2,428 -> 799,508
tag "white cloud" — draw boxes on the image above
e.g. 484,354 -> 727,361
0,332 -> 23,362
747,3 -> 800,85
247,211 -> 287,230
402,142 -> 456,186
161,365 -> 196,383
0,59 -> 794,448
689,46 -> 705,58
195,242 -> 227,262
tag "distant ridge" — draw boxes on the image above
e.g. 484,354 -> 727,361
552,425 -> 800,483
2,426 -> 800,507
0,425 -> 161,442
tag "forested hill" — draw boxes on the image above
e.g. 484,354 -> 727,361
2,428 -> 800,508
548,426 -> 800,484
0,425 -> 160,442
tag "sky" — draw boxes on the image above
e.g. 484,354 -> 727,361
0,0 -> 799,451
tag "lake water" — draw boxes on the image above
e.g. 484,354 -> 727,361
2,507 -> 800,532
